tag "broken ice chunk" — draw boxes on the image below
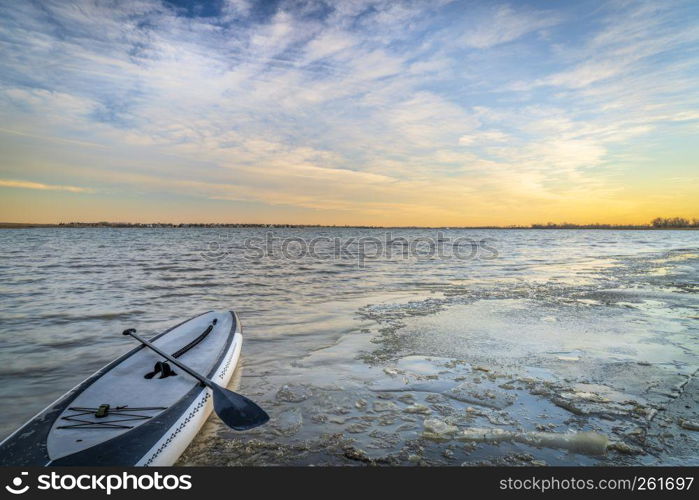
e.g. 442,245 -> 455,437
455,428 -> 609,456
422,418 -> 458,441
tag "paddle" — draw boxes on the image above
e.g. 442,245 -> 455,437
122,328 -> 269,431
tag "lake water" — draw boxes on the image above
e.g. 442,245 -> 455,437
1,228 -> 697,465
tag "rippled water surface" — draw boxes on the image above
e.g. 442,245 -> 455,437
1,228 -> 698,465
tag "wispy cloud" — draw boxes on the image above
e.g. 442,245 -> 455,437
0,179 -> 92,193
459,4 -> 560,49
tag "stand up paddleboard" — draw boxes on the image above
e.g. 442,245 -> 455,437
0,310 -> 268,466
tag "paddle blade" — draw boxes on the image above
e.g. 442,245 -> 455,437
212,385 -> 270,431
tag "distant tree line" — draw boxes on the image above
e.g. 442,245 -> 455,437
531,222 -> 644,229
55,222 -> 373,228
650,217 -> 699,228
3,217 -> 696,230
531,217 -> 699,229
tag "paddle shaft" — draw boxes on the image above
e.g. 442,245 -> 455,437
123,329 -> 213,388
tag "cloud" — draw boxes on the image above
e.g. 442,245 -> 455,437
458,130 -> 509,145
460,4 -> 560,49
514,1 -> 699,92
0,179 -> 92,193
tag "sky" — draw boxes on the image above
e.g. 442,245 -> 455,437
0,0 -> 698,226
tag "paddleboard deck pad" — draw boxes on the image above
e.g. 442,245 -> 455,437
0,310 -> 242,466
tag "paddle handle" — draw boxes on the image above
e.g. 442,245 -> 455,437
123,329 -> 212,388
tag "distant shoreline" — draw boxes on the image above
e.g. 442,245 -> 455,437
1,222 -> 697,230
